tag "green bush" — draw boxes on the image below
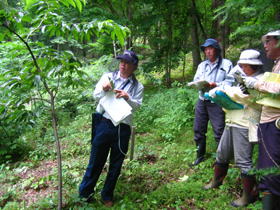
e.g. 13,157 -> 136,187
134,84 -> 197,141
0,124 -> 33,164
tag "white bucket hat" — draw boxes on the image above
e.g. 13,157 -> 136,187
237,49 -> 263,65
261,30 -> 280,42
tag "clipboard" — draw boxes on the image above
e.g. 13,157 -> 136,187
99,91 -> 132,126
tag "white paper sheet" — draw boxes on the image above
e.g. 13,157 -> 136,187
99,91 -> 132,126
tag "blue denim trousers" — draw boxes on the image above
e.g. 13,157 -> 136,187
79,118 -> 131,201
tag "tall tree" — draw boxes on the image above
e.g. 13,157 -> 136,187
211,0 -> 230,57
190,0 -> 202,71
215,0 -> 280,44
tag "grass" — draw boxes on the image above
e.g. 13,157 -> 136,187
0,85 -> 262,210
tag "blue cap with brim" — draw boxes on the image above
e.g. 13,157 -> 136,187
116,50 -> 139,65
200,38 -> 221,51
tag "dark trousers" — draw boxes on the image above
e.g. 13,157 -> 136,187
258,121 -> 280,196
193,99 -> 225,156
79,119 -> 131,201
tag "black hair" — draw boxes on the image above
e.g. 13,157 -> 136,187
250,65 -> 263,72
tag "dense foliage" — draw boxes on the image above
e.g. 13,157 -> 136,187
0,0 -> 127,163
0,83 -> 261,209
135,84 -> 197,141
1,0 -> 280,208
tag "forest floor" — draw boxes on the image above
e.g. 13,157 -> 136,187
0,87 -> 262,210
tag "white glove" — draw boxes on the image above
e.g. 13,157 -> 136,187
243,77 -> 257,89
208,87 -> 219,98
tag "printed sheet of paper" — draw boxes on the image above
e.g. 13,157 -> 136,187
99,91 -> 132,126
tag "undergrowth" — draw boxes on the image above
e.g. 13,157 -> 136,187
0,84 -> 261,209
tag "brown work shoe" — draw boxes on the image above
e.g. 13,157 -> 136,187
102,200 -> 114,207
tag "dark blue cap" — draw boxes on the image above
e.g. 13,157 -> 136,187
200,38 -> 221,52
116,50 -> 139,65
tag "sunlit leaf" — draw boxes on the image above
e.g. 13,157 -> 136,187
114,26 -> 125,46
66,0 -> 76,8
74,0 -> 82,12
24,0 -> 40,10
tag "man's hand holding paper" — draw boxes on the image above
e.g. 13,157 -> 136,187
80,50 -> 144,202
208,82 -> 217,88
114,89 -> 129,100
99,91 -> 132,126
102,78 -> 113,91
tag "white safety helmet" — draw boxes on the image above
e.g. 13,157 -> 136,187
237,49 -> 263,66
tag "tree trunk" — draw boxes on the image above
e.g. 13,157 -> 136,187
190,13 -> 201,74
276,13 -> 280,21
50,93 -> 63,210
165,5 -> 173,88
4,23 -> 64,210
182,53 -> 186,79
211,0 -> 229,57
191,0 -> 207,39
165,53 -> 171,87
126,0 -> 133,49
211,0 -> 220,38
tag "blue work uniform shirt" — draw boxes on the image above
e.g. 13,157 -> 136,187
194,58 -> 233,100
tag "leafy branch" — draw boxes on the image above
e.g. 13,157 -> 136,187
2,20 -> 63,210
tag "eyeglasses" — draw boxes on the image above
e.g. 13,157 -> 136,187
262,37 -> 278,44
263,39 -> 273,44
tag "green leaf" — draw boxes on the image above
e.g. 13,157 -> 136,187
59,0 -> 69,7
0,32 -> 5,42
114,26 -> 125,46
66,0 -> 76,8
110,31 -> 115,41
24,0 -> 40,10
74,0 -> 82,12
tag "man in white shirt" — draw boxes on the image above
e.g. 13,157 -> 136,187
191,38 -> 233,166
79,50 -> 144,207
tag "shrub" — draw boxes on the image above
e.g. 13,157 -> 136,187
134,84 -> 197,141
